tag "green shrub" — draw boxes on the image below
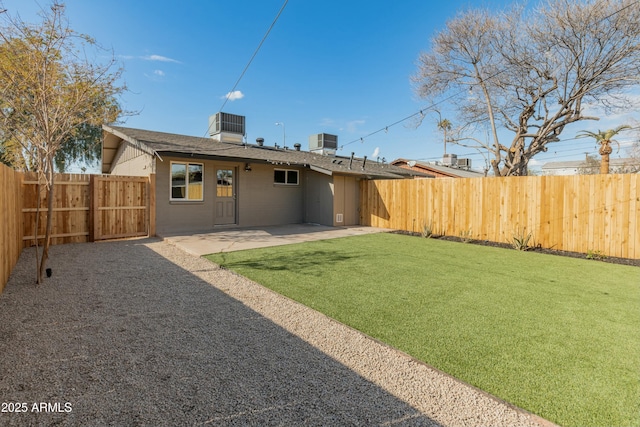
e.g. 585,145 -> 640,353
511,228 -> 534,251
459,227 -> 473,243
421,221 -> 433,238
586,249 -> 608,260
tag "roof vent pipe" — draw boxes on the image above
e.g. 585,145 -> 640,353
349,152 -> 354,170
256,137 -> 264,146
294,143 -> 301,151
362,155 -> 367,170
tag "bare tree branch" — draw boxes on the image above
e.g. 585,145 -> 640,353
412,0 -> 640,176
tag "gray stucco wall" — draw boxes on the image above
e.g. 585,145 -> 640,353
238,163 -> 304,227
304,172 -> 334,226
303,173 -> 360,227
333,175 -> 360,226
154,156 -> 306,234
155,156 -> 218,234
108,149 -> 364,233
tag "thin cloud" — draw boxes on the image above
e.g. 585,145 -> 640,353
319,118 -> 336,127
143,70 -> 166,81
221,90 -> 245,101
141,54 -> 181,63
372,147 -> 380,158
119,54 -> 181,63
346,119 -> 366,133
320,118 -> 366,133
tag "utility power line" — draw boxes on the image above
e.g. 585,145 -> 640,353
341,0 -> 640,155
204,0 -> 289,137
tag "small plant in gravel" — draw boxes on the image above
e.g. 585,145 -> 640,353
511,228 -> 534,251
421,221 -> 434,238
586,249 -> 608,261
459,228 -> 474,243
420,221 -> 446,239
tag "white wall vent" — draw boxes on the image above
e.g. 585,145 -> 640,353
209,112 -> 245,143
336,213 -> 344,223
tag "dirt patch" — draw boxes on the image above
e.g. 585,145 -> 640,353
388,231 -> 640,267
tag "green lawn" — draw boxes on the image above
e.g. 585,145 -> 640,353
205,233 -> 640,427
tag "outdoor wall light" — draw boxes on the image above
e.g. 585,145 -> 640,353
244,163 -> 252,172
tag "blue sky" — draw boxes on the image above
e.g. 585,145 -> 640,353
3,0 -> 639,172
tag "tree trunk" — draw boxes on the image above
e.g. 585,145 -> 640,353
34,181 -> 42,284
38,158 -> 55,282
599,140 -> 612,175
600,154 -> 610,174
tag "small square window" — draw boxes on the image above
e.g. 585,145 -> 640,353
274,169 -> 286,184
171,162 -> 204,201
287,170 -> 298,185
274,169 -> 298,185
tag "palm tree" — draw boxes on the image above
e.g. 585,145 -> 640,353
577,125 -> 630,174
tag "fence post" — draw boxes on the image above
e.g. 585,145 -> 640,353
88,174 -> 95,242
148,174 -> 156,237
92,175 -> 101,242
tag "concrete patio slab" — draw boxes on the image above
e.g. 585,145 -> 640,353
161,224 -> 390,256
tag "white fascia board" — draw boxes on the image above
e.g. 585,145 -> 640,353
309,165 -> 333,176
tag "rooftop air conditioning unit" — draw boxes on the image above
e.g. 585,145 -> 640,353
457,158 -> 472,169
442,153 -> 457,166
309,133 -> 338,155
209,112 -> 245,143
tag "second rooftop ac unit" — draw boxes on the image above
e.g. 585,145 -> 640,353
457,158 -> 472,168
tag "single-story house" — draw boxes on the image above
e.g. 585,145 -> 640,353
102,121 -> 428,235
391,158 -> 485,178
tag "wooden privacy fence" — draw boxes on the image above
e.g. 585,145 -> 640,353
360,174 -> 640,259
1,164 -> 23,294
21,172 -> 156,247
1,169 -> 155,293
22,172 -> 92,246
92,175 -> 156,241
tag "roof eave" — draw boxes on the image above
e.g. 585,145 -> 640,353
102,125 -> 161,173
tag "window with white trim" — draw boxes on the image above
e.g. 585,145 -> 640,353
171,162 -> 204,200
274,168 -> 299,185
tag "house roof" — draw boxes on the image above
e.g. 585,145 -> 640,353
541,158 -> 638,170
102,125 -> 429,179
391,158 -> 485,178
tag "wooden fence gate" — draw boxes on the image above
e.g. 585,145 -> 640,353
22,173 -> 155,247
91,175 -> 154,241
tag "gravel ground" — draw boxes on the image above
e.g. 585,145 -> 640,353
0,239 -> 555,426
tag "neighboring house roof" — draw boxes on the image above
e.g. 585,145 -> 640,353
103,126 -> 429,179
541,158 -> 640,175
391,158 -> 485,178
